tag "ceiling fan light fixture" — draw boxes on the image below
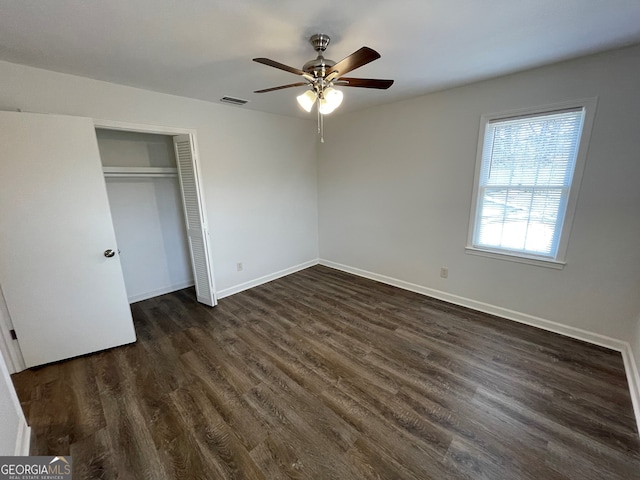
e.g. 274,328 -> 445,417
296,90 -> 317,112
318,87 -> 343,115
254,34 -> 393,140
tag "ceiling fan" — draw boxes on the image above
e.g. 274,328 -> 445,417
253,34 -> 393,140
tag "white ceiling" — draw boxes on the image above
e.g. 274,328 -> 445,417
1,0 -> 639,118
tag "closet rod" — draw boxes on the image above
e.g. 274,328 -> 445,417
104,172 -> 178,178
103,166 -> 178,178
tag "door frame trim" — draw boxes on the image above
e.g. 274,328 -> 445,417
0,285 -> 25,374
93,118 -> 217,303
93,118 -> 195,136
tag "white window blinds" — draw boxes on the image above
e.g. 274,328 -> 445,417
472,108 -> 586,259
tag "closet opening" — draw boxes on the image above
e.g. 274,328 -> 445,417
95,126 -> 216,307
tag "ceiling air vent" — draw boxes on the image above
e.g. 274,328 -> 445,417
220,96 -> 249,106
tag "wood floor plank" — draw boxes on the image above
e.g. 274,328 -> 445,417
243,383 -> 364,479
171,383 -> 266,480
69,429 -> 117,480
179,350 -> 269,451
320,383 -> 460,479
228,332 -> 361,451
100,388 -> 170,480
345,436 -> 421,480
10,265 -> 640,479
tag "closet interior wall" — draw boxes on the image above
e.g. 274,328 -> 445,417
96,129 -> 194,303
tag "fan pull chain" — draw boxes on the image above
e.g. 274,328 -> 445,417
317,99 -> 324,143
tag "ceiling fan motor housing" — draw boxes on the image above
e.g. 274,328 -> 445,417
303,57 -> 335,75
303,34 -> 335,76
309,33 -> 331,53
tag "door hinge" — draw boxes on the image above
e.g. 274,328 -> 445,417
9,329 -> 17,340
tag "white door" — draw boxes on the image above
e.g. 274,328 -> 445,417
173,135 -> 217,307
0,112 -> 136,368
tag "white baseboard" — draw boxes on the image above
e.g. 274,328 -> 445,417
216,259 -> 319,299
128,281 -> 195,304
14,421 -> 31,456
319,258 -> 640,433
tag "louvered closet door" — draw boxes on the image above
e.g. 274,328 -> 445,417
0,112 -> 136,368
173,135 -> 217,306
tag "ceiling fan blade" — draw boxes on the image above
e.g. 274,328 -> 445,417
337,77 -> 394,89
254,82 -> 309,93
253,58 -> 307,76
326,47 -> 381,76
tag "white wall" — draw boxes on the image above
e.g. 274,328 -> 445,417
0,59 -> 319,295
97,129 -> 176,167
105,178 -> 194,302
97,130 -> 194,302
318,44 -> 640,342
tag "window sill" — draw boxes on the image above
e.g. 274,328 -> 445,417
465,247 -> 566,270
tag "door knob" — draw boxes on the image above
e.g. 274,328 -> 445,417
104,249 -> 116,258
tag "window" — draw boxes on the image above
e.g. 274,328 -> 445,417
467,100 -> 596,268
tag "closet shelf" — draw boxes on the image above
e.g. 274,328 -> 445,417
103,166 -> 178,178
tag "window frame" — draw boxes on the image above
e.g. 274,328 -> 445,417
466,98 -> 597,269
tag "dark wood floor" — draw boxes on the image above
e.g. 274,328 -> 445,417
12,265 -> 640,479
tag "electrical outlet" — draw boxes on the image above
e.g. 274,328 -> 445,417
440,267 -> 449,278
236,262 -> 243,272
